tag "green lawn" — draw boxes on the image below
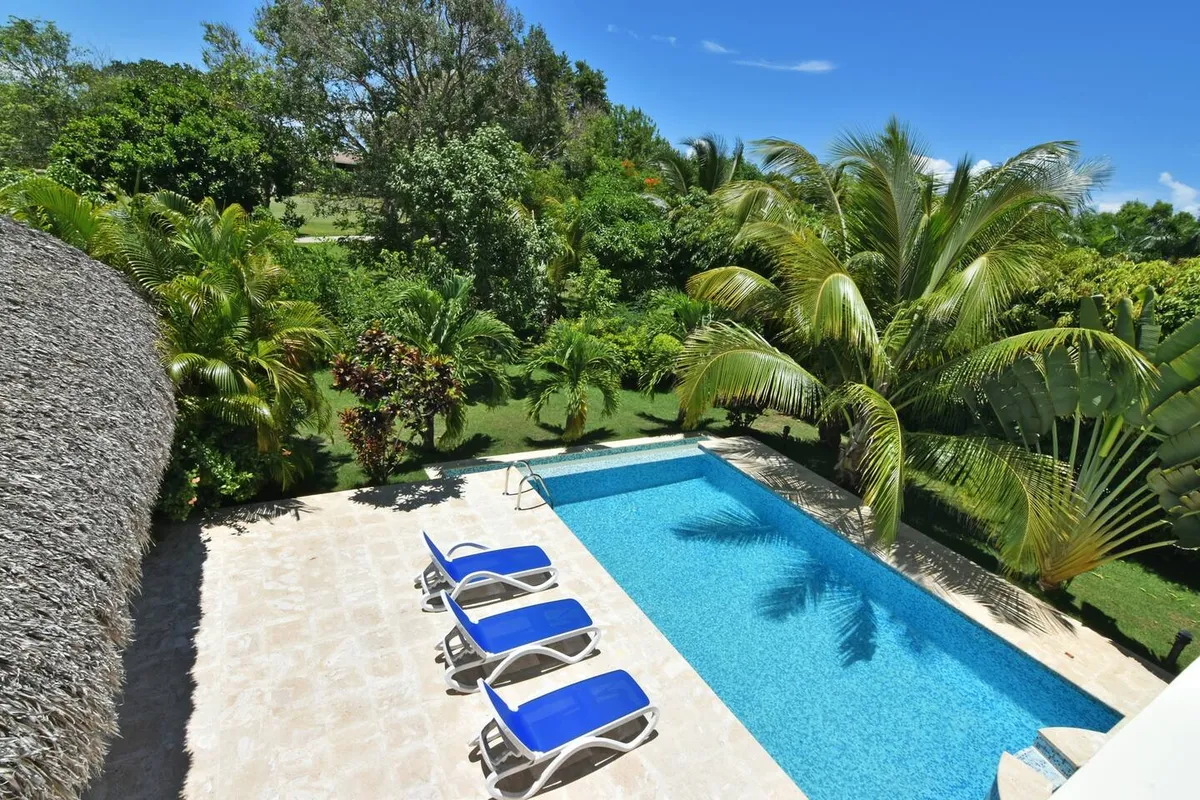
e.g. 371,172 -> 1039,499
268,195 -> 361,237
291,368 -> 814,495
286,370 -> 1200,673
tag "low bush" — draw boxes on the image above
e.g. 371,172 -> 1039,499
1016,248 -> 1200,333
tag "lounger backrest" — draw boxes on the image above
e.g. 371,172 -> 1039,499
481,681 -> 537,754
443,592 -> 487,654
422,531 -> 454,578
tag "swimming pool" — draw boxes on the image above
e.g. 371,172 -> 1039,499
543,448 -> 1119,800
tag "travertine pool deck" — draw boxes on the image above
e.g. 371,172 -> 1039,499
89,435 -> 1166,799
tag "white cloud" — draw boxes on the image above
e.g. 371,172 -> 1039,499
701,40 -> 736,54
651,34 -> 677,46
917,156 -> 955,182
917,157 -> 993,183
606,24 -> 640,39
1160,172 -> 1199,213
733,59 -> 835,73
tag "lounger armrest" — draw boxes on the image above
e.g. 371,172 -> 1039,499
446,541 -> 490,556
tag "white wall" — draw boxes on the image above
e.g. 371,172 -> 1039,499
1055,658 -> 1199,799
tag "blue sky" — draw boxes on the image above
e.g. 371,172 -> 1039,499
11,0 -> 1198,213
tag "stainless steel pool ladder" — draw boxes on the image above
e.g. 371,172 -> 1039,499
503,460 -> 553,510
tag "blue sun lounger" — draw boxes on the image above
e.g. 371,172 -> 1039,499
473,670 -> 659,800
415,531 -> 558,612
438,591 -> 600,693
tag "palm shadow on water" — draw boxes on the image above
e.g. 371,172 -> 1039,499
673,507 -> 879,667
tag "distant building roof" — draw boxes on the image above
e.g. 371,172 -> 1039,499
332,151 -> 361,166
0,216 -> 176,798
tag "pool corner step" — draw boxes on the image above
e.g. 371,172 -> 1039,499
1034,727 -> 1108,778
989,726 -> 1110,800
990,752 -> 1056,800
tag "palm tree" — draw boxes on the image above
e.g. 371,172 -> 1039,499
676,119 -> 1157,560
524,321 -> 622,442
119,193 -> 337,484
656,134 -> 744,195
388,273 -> 519,448
4,181 -> 338,488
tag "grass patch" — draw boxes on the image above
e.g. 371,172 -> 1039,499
1065,560 -> 1200,671
268,195 -> 363,237
284,372 -> 1200,674
289,368 -> 816,496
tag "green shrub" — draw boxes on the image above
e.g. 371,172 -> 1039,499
157,423 -> 273,520
1017,248 -> 1200,333
560,254 -> 620,318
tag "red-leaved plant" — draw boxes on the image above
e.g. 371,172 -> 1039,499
331,328 -> 463,483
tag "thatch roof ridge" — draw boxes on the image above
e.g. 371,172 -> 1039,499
0,217 -> 175,798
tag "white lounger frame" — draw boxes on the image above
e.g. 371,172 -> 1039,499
436,591 -> 601,693
473,682 -> 659,800
414,539 -> 559,613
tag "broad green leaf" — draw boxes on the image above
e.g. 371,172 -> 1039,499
1045,346 -> 1079,417
1158,427 -> 1200,468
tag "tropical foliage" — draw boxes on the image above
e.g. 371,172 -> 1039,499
1065,199 -> 1200,262
524,321 -> 623,442
656,134 -> 744,195
385,274 -> 519,447
1017,247 -> 1200,334
331,328 -> 463,483
1,178 -> 338,515
677,120 -> 1161,563
7,0 -> 1198,613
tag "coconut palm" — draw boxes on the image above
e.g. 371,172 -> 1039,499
656,134 -> 744,195
524,321 -> 622,442
676,119 -> 1157,558
388,273 -> 519,448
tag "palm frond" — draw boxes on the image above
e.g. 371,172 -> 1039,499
687,266 -> 785,317
905,433 -> 1077,572
675,322 -> 825,425
826,383 -> 905,541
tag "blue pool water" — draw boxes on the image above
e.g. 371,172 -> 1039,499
544,451 -> 1119,800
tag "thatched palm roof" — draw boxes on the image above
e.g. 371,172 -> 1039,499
0,217 -> 175,798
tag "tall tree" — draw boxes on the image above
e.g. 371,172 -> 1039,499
50,60 -> 295,208
255,0 -> 528,197
0,17 -> 86,167
388,124 -> 555,331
